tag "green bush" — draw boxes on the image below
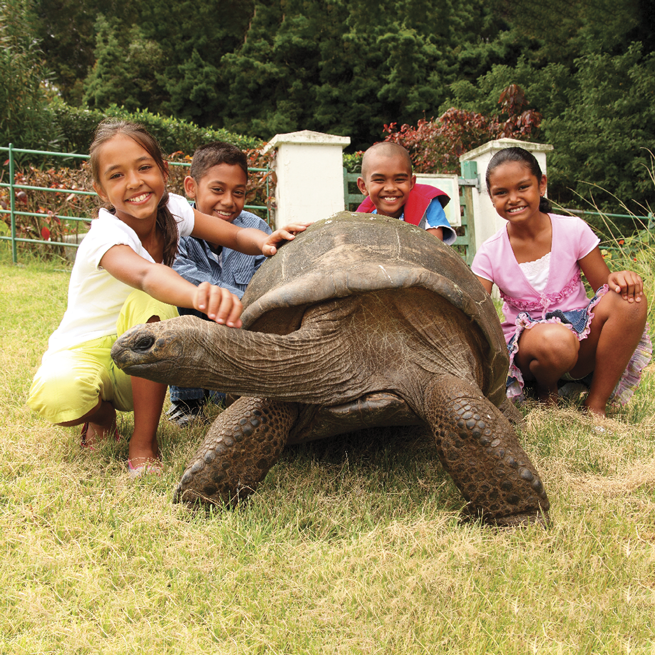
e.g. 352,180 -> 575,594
51,103 -> 263,156
343,152 -> 363,174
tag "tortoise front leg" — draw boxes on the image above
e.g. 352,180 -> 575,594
422,375 -> 550,526
174,397 -> 298,507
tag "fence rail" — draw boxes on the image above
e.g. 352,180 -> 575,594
0,144 -> 270,263
559,207 -> 654,256
4,144 -> 653,266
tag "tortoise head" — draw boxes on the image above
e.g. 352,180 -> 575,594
111,316 -> 198,383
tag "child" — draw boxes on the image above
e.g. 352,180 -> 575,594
166,141 -> 272,427
356,142 -> 457,244
27,120 -> 307,475
471,146 -> 650,416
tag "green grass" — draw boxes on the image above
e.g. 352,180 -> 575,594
1,243 -> 655,653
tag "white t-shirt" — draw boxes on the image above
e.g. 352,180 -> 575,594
46,193 -> 195,353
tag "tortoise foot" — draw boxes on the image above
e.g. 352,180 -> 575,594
423,375 -> 550,521
174,397 -> 297,508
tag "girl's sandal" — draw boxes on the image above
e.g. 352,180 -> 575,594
127,459 -> 164,478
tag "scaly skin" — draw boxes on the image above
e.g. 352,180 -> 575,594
176,374 -> 550,526
174,397 -> 297,506
115,296 -> 550,523
422,374 -> 550,526
110,220 -> 551,525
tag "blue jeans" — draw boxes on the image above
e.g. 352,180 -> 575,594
169,307 -> 226,405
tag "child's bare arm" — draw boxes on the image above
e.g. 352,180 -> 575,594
100,245 -> 243,327
426,227 -> 444,241
476,275 -> 493,295
191,208 -> 310,256
579,247 -> 643,303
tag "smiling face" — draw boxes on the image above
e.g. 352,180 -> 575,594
487,161 -> 547,226
92,134 -> 168,228
185,163 -> 247,224
357,151 -> 416,218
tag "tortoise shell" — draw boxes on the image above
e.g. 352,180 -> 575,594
241,212 -> 507,407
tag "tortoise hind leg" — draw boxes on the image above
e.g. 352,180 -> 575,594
174,397 -> 298,507
422,375 -> 550,527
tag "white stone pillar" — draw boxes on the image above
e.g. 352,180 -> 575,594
459,138 -> 554,253
263,130 -> 351,228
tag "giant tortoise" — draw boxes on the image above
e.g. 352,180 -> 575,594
112,213 -> 550,526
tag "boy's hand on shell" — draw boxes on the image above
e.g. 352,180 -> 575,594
608,270 -> 643,303
195,282 -> 243,327
262,222 -> 312,257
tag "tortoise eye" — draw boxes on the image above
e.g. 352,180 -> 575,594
134,335 -> 155,352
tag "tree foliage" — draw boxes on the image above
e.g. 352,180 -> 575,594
443,43 -> 655,211
0,0 -> 60,149
545,44 -> 655,211
4,0 -> 655,213
216,0 -> 514,145
83,16 -> 165,113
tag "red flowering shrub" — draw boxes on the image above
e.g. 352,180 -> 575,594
1,145 -> 276,258
383,85 -> 542,174
0,163 -> 96,257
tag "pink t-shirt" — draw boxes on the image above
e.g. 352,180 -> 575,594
472,214 -> 600,343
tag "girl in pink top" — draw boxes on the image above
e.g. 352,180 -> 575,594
471,147 -> 650,416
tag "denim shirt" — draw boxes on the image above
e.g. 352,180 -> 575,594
172,210 -> 272,299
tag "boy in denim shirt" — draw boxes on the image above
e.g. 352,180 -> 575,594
167,142 -> 272,427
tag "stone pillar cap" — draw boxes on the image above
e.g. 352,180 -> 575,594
459,138 -> 553,162
263,130 -> 351,154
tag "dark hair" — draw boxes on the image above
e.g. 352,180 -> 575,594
90,119 -> 179,266
190,141 -> 249,181
485,146 -> 552,213
361,142 -> 413,179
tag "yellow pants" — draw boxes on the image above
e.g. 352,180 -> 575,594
28,290 -> 178,424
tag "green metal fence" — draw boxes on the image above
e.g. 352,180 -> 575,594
0,144 -> 270,263
560,207 -> 654,231
4,143 -> 652,266
559,207 -> 654,260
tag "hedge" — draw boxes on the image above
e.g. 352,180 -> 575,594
48,103 -> 263,156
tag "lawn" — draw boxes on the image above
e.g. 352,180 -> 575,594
1,248 -> 654,653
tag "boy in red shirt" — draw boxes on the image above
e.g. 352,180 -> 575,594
356,142 -> 456,243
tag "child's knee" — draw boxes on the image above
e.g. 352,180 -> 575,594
614,292 -> 648,329
28,351 -> 114,424
535,326 -> 579,367
117,290 -> 177,335
603,289 -> 648,323
633,293 -> 648,322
